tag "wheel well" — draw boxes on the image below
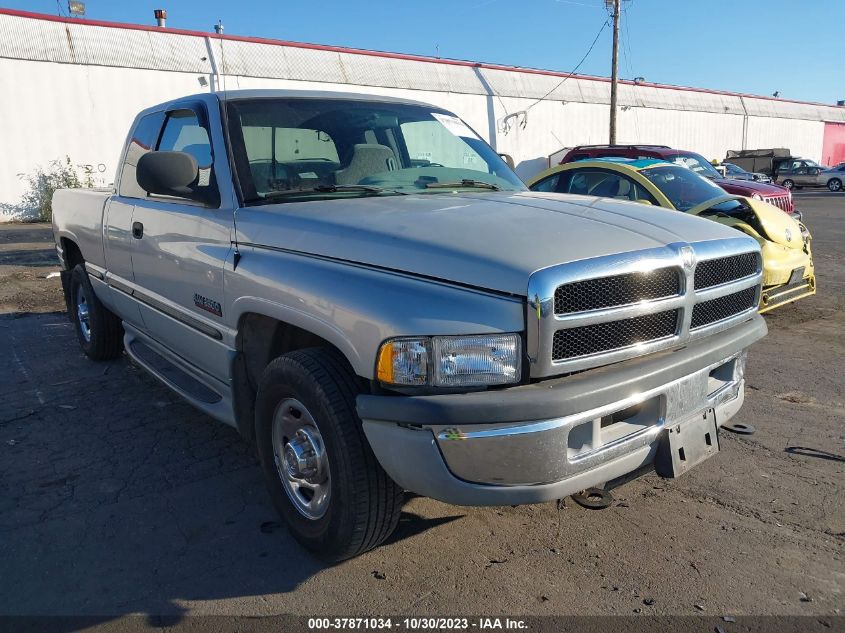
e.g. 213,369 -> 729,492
61,238 -> 83,269
232,313 -> 361,441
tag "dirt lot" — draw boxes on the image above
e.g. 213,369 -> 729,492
0,195 -> 842,627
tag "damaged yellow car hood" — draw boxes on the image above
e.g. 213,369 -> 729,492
744,198 -> 804,248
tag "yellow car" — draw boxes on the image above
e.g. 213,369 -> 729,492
528,158 -> 815,313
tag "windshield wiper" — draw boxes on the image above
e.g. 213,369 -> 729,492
260,184 -> 389,199
425,179 -> 501,191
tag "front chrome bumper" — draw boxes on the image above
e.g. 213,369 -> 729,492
358,315 -> 765,506
362,351 -> 748,507
429,353 -> 745,487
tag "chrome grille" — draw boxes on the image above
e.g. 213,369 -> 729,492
694,252 -> 760,290
552,309 -> 679,360
526,237 -> 764,378
691,287 -> 758,329
763,195 -> 792,213
554,268 -> 681,314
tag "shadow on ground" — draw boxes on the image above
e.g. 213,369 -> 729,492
0,313 -> 458,627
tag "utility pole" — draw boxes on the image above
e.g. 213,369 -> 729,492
608,0 -> 620,144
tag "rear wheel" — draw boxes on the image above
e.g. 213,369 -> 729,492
68,264 -> 124,361
255,348 -> 403,561
782,179 -> 795,190
828,178 -> 842,192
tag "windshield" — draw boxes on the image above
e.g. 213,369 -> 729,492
639,165 -> 729,211
226,98 -> 525,203
666,152 -> 722,179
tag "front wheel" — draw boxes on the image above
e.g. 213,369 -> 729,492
782,179 -> 795,190
68,264 -> 124,360
828,178 -> 842,192
255,348 -> 403,561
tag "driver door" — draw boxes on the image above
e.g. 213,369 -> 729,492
129,101 -> 234,381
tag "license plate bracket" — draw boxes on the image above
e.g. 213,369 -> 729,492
788,266 -> 805,285
655,409 -> 719,478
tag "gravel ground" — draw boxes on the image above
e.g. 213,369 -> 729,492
0,195 -> 842,627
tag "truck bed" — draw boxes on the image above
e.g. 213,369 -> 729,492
52,188 -> 112,271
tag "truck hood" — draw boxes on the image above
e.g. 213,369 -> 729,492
236,191 -> 744,295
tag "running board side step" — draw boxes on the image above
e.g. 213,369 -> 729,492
123,323 -> 238,427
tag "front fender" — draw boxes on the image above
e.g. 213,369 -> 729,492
225,246 -> 526,379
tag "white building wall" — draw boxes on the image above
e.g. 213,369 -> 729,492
744,117 -> 825,162
1,9 -> 843,219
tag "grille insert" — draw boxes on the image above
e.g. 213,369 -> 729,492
552,309 -> 679,361
691,287 -> 757,329
554,268 -> 681,315
764,196 -> 791,212
694,253 -> 759,290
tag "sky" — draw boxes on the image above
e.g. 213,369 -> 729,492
5,0 -> 843,104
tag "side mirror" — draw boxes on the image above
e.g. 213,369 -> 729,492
137,151 -> 217,205
498,153 -> 515,170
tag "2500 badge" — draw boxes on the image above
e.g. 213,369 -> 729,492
193,293 -> 222,317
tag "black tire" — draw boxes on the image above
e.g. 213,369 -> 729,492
68,264 -> 124,361
782,179 -> 795,190
828,178 -> 842,192
255,348 -> 403,561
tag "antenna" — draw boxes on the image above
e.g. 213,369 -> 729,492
213,19 -> 242,269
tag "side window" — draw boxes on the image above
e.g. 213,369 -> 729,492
118,111 -> 164,198
557,170 -> 648,202
156,109 -> 217,199
531,174 -> 560,192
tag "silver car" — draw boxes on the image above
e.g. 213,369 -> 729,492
722,162 -> 772,184
775,158 -> 825,189
818,163 -> 845,192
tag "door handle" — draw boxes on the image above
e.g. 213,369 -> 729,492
132,221 -> 144,239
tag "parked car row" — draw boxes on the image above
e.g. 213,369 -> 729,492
725,148 -> 845,192
559,144 -> 797,214
777,160 -> 845,192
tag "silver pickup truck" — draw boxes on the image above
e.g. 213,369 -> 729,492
52,89 -> 766,560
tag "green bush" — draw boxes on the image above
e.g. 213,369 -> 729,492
17,157 -> 94,222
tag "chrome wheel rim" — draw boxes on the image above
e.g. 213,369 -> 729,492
784,180 -> 793,189
76,288 -> 91,342
830,180 -> 841,191
272,398 -> 330,520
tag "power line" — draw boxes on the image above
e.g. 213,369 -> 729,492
553,0 -> 606,8
525,17 -> 611,111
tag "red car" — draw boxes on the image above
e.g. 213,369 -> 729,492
560,145 -> 796,216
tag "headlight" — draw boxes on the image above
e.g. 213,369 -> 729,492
377,334 -> 522,387
751,193 -> 763,201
